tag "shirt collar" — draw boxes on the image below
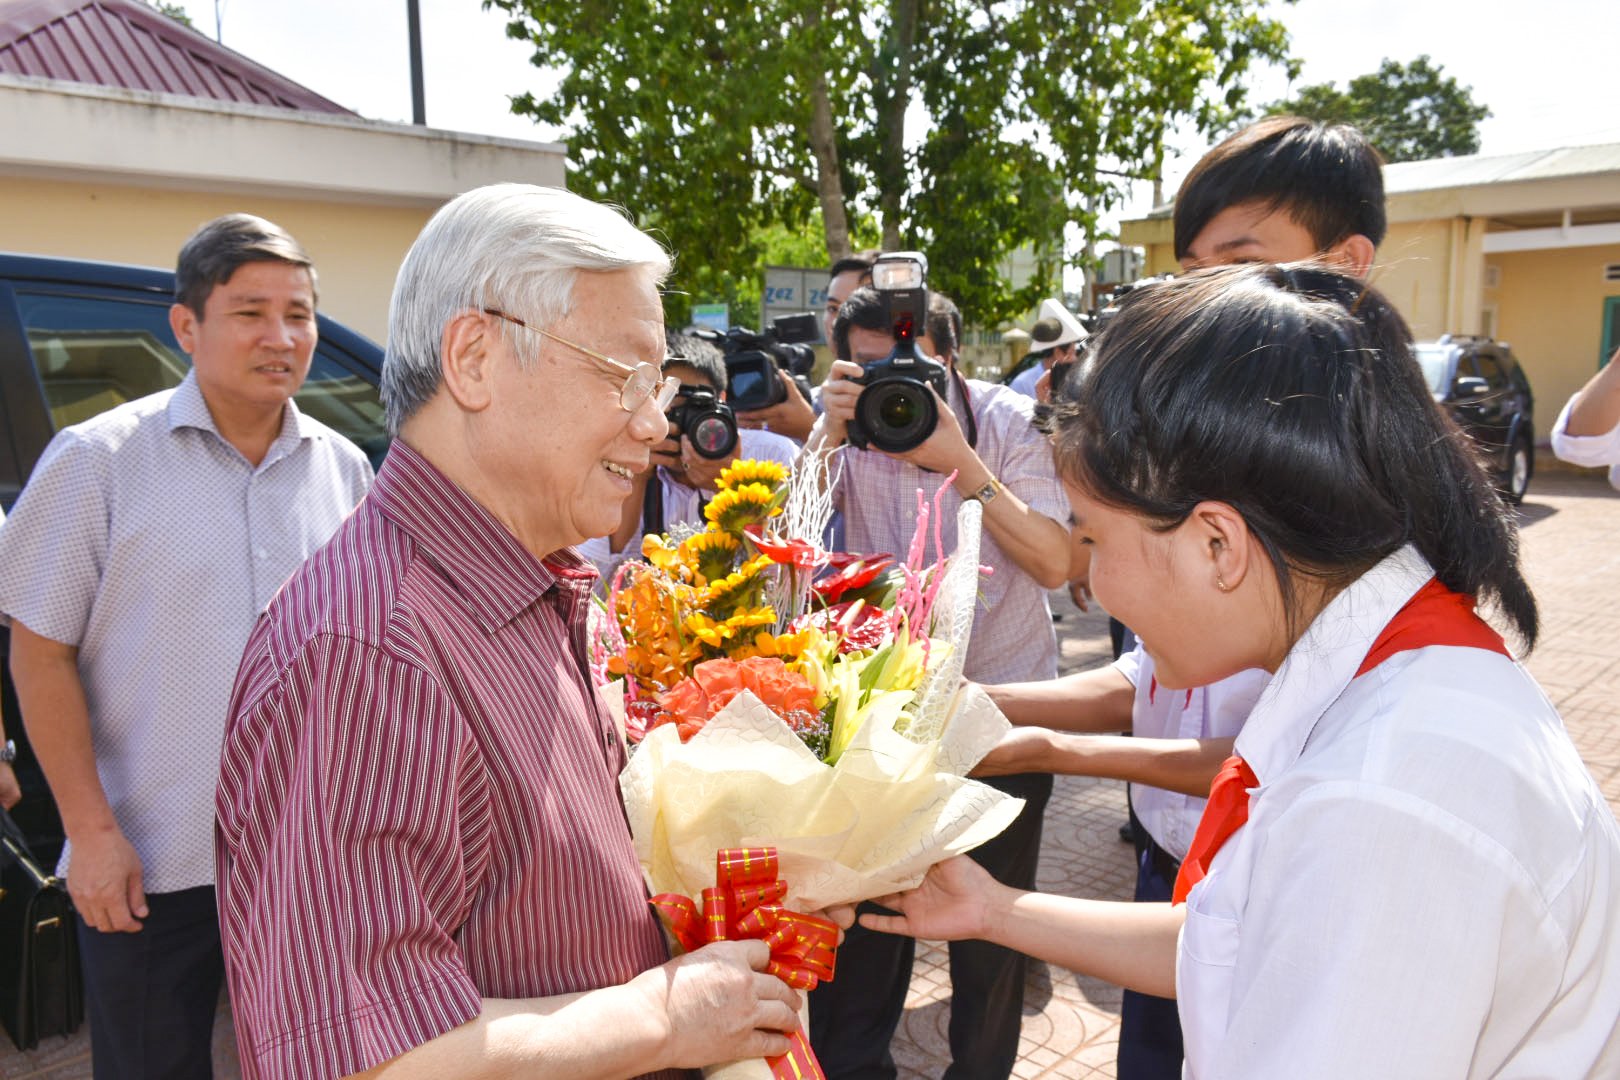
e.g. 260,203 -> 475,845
1234,544 -> 1435,784
368,440 -> 592,632
165,369 -> 318,461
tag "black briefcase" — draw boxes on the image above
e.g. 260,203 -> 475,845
0,807 -> 83,1050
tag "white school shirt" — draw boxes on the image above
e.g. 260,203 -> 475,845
1114,644 -> 1268,862
1178,545 -> 1620,1079
1549,395 -> 1620,490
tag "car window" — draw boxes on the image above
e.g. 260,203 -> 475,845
297,351 -> 390,469
1475,352 -> 1509,391
15,288 -> 388,467
1413,345 -> 1452,395
16,290 -> 189,428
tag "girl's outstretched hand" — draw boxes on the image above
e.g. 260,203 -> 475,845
858,855 -> 1012,943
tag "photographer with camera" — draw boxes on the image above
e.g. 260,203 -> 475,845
805,254 -> 1070,1080
734,251 -> 882,442
579,330 -> 798,584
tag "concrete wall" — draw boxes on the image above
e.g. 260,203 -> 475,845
0,175 -> 434,342
1373,218 -> 1483,341
0,76 -> 570,342
1487,242 -> 1620,431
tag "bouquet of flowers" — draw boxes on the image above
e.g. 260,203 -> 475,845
593,453 -> 1020,1078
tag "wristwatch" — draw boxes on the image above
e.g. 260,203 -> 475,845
0,739 -> 15,764
965,476 -> 1003,508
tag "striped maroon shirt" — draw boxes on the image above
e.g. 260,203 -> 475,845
216,441 -> 683,1080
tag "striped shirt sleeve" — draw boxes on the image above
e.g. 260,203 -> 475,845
218,630 -> 488,1080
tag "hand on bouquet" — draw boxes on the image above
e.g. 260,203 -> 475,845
632,938 -> 804,1068
816,902 -> 858,941
859,855 -> 1013,943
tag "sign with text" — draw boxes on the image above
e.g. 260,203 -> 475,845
763,265 -> 828,341
690,303 -> 729,332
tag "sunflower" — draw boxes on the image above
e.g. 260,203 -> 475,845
732,626 -> 818,664
682,611 -> 735,649
678,528 -> 741,585
702,553 -> 776,614
722,606 -> 778,635
704,482 -> 785,534
718,459 -> 789,494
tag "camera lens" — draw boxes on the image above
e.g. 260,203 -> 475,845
880,394 -> 919,430
855,378 -> 938,453
689,414 -> 738,459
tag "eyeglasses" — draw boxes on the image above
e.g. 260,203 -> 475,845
482,308 -> 679,414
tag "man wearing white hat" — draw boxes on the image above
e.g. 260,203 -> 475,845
1009,298 -> 1087,399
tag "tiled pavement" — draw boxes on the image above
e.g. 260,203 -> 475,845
4,471 -> 1617,1079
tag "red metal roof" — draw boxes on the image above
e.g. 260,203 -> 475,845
0,0 -> 354,114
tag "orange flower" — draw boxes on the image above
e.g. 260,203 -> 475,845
658,656 -> 819,739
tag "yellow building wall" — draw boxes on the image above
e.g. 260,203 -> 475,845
1371,220 -> 1459,340
0,176 -> 438,342
1486,243 -> 1620,437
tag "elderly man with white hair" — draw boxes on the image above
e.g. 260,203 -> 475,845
215,185 -> 817,1080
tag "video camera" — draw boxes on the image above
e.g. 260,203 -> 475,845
846,252 -> 950,454
666,384 -> 738,460
697,314 -> 820,413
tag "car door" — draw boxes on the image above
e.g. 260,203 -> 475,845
1470,349 -> 1516,465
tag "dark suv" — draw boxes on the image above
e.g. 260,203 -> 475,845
0,252 -> 390,864
1414,335 -> 1536,504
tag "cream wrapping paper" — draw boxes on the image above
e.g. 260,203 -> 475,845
620,678 -> 1021,913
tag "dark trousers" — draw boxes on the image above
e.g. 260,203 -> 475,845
810,771 -> 1053,1080
77,884 -> 224,1080
1117,811 -> 1185,1080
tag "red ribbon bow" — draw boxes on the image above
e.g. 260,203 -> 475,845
651,847 -> 839,1080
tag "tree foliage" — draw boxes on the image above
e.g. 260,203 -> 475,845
488,0 -> 1293,325
148,0 -> 194,28
1262,56 -> 1490,163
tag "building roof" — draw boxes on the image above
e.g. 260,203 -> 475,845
0,0 -> 353,114
1382,143 -> 1620,195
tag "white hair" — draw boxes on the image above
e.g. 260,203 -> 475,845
381,183 -> 671,434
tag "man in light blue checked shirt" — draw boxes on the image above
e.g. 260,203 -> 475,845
0,215 -> 371,1079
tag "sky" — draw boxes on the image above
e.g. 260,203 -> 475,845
171,0 -> 1617,230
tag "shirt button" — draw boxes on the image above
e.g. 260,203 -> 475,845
254,548 -> 269,560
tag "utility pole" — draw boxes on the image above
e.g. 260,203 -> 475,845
406,0 -> 426,125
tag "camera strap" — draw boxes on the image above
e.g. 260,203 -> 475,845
641,476 -> 665,537
950,366 -> 980,451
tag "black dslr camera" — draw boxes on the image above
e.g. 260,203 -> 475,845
666,384 -> 738,460
705,314 -> 820,412
846,252 -> 949,454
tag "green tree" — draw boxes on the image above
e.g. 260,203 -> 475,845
1262,56 -> 1490,162
488,0 -> 1293,324
149,0 -> 194,27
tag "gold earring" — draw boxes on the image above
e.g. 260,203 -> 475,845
1217,576 -> 1231,592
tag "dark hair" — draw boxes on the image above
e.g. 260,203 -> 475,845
664,329 -> 725,391
1173,116 -> 1387,262
1052,263 -> 1536,650
174,213 -> 316,318
831,285 -> 888,362
926,292 -> 962,359
828,249 -> 880,282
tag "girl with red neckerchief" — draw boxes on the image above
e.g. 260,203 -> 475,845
861,264 -> 1620,1080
